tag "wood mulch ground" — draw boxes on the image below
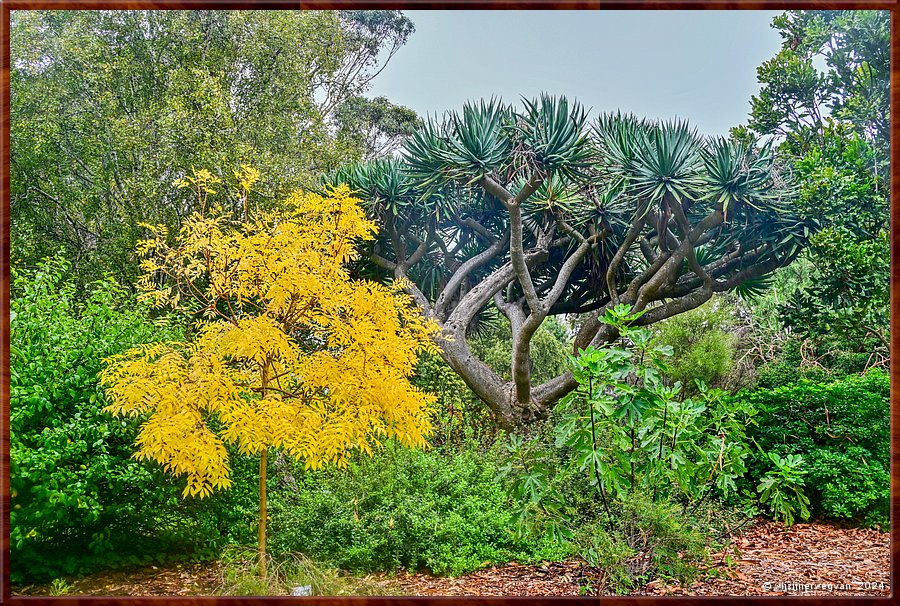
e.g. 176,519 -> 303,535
13,562 -> 225,597
642,520 -> 890,597
379,520 -> 890,597
12,520 -> 890,597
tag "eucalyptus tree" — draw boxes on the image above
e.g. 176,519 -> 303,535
326,96 -> 809,427
10,9 -> 415,285
335,96 -> 422,160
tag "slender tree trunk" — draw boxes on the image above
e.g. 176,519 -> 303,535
587,377 -> 612,523
629,421 -> 636,490
259,449 -> 268,580
259,361 -> 270,580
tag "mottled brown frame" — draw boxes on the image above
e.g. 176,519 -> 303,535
0,1 -> 896,603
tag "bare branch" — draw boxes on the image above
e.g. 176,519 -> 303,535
540,237 -> 594,314
370,252 -> 397,270
635,286 -> 714,326
435,232 -> 509,320
639,237 -> 656,263
400,219 -> 435,270
513,172 -> 544,205
606,204 -> 650,304
633,209 -> 724,310
670,199 -> 713,292
446,246 -> 550,336
508,201 -> 541,312
479,175 -> 515,206
713,249 -> 799,292
493,288 -> 525,329
556,218 -> 587,244
459,216 -> 498,244
509,235 -> 594,405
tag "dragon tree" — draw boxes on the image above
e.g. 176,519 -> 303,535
325,95 -> 809,427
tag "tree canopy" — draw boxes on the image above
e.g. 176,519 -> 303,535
10,10 -> 417,284
748,10 -> 889,157
326,96 -> 810,426
740,9 -> 889,359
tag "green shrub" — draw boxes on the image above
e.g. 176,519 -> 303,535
754,336 -> 875,389
9,256 -> 252,583
580,494 -> 709,593
267,439 -> 570,576
754,359 -> 828,389
411,351 -> 498,450
736,370 -> 889,527
654,299 -> 738,392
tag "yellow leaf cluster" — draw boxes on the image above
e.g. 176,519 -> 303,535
102,174 -> 440,498
235,164 -> 261,196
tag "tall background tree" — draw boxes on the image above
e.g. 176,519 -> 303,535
327,96 -> 811,427
10,10 -> 419,285
737,9 -> 889,365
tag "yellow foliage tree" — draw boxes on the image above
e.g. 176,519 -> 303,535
100,168 -> 440,578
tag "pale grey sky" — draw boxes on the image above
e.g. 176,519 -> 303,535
368,10 -> 784,137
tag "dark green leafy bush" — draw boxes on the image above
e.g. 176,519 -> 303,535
754,336 -> 876,389
10,257 -> 253,583
737,370 -> 889,527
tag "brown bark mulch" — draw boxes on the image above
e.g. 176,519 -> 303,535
375,520 -> 891,597
13,562 -> 225,597
12,520 -> 890,597
379,561 -> 584,596
639,520 -> 891,597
